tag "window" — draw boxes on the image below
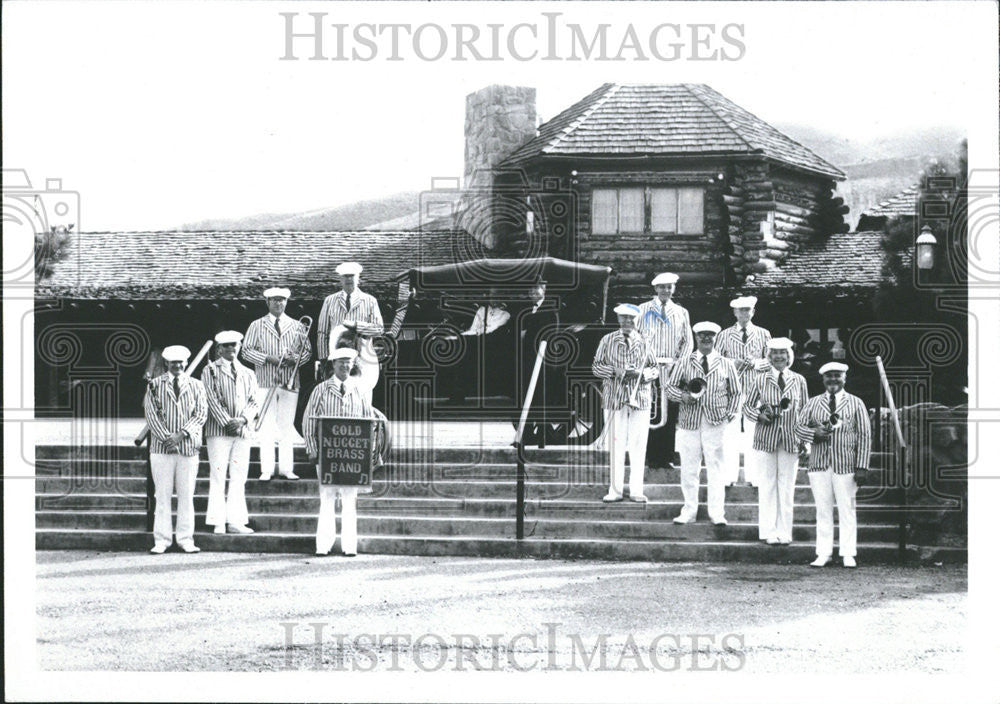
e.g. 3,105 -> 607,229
592,186 -> 705,235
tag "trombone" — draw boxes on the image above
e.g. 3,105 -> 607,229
255,315 -> 313,432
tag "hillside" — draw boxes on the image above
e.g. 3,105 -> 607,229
776,123 -> 965,228
174,125 -> 965,232
177,192 -> 422,231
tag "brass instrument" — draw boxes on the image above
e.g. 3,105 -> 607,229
686,377 -> 707,399
757,397 -> 791,425
255,315 -> 313,432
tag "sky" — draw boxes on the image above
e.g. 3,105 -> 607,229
2,1 -> 996,231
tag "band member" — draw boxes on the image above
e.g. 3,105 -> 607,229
637,272 -> 692,469
241,287 -> 313,481
201,330 -> 259,534
317,262 -> 384,403
743,338 -> 808,544
517,278 -> 560,443
304,347 -> 374,557
665,321 -> 741,525
592,304 -> 658,503
796,362 -> 872,568
717,296 -> 772,487
143,345 -> 208,553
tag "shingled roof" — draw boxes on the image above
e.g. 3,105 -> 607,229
501,83 -> 845,179
861,185 -> 919,219
746,230 -> 906,291
38,230 -> 481,300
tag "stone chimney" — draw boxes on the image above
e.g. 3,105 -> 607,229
461,85 -> 537,250
464,85 -> 536,186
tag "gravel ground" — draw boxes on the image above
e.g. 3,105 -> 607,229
36,551 -> 966,673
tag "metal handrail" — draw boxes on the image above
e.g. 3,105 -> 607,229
875,354 -> 909,555
513,340 -> 547,541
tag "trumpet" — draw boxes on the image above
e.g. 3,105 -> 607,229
255,315 -> 313,433
757,397 -> 791,424
684,377 -> 707,399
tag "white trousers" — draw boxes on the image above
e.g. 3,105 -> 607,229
206,436 -> 251,527
724,395 -> 757,485
317,485 -> 359,554
604,407 -> 651,498
755,448 -> 799,541
808,469 -> 858,558
257,387 -> 298,478
676,419 -> 728,522
150,453 -> 199,548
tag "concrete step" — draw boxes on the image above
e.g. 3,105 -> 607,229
33,492 -> 911,523
35,445 -> 608,465
34,510 -> 904,542
32,458 -> 895,485
35,477 -> 906,508
37,476 -> 850,502
34,529 -> 965,565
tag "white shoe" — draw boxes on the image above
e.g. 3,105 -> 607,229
673,514 -> 695,524
602,493 -> 624,503
810,556 -> 832,567
150,544 -> 168,554
842,556 -> 857,568
178,543 -> 201,553
765,537 -> 779,545
280,472 -> 299,481
213,525 -> 226,534
228,524 -> 254,534
628,494 -> 648,503
259,474 -> 272,482
712,519 -> 728,526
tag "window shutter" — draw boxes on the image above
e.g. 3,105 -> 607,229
651,188 -> 679,233
619,188 -> 644,233
678,188 -> 704,235
592,189 -> 618,235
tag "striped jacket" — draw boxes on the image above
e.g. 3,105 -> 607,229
241,314 -> 314,390
636,298 -> 693,362
317,289 -> 384,359
143,372 -> 208,456
743,368 -> 809,453
591,329 -> 659,411
200,358 -> 260,439
716,322 -> 772,392
796,391 -> 872,473
665,351 -> 742,429
302,378 -> 374,457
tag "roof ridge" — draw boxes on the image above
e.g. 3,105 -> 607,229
545,83 -> 621,153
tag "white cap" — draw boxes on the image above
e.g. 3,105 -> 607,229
328,347 -> 358,361
214,330 -> 243,345
819,361 -> 849,375
767,337 -> 794,351
162,345 -> 191,362
730,295 -> 758,309
651,272 -> 679,286
613,303 -> 641,317
335,262 -> 363,276
263,287 -> 291,299
692,321 -> 721,335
